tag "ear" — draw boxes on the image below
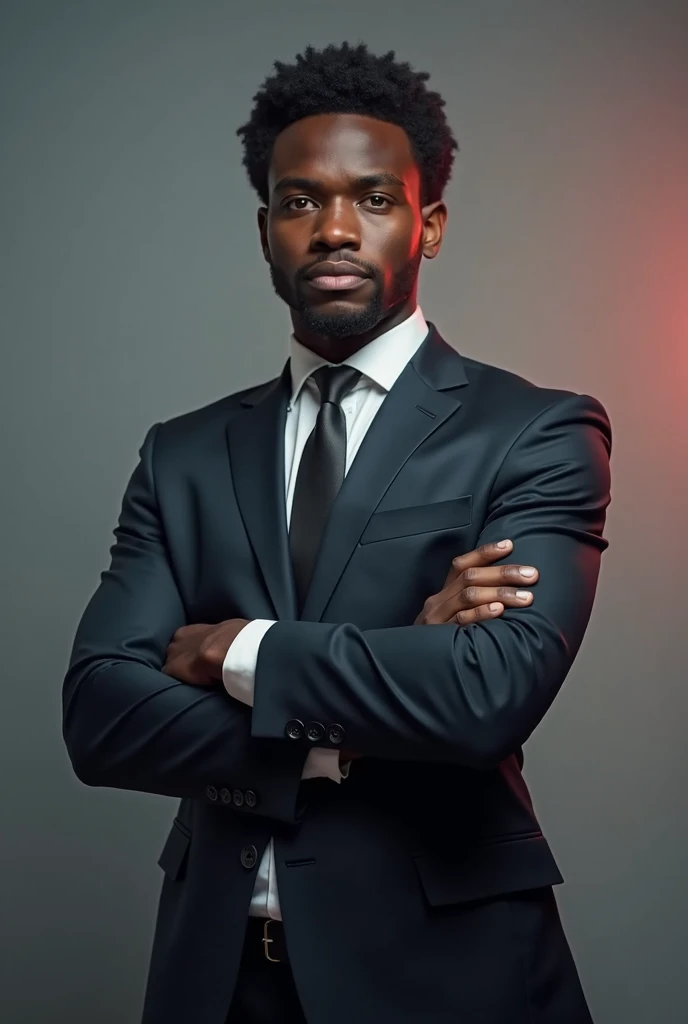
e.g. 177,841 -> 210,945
420,201 -> 447,260
257,207 -> 270,263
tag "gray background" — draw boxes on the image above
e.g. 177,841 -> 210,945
2,1 -> 687,1021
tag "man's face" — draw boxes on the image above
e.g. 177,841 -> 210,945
259,113 -> 443,342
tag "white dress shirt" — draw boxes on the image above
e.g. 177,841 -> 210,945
222,305 -> 429,920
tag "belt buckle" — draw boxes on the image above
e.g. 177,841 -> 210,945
262,919 -> 281,963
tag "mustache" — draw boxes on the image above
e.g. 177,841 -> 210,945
296,255 -> 380,282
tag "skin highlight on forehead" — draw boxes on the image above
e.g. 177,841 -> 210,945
267,113 -> 421,205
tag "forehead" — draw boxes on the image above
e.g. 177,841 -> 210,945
268,113 -> 418,189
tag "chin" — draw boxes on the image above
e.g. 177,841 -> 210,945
299,303 -> 384,339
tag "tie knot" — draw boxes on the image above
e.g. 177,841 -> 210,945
311,364 -> 362,406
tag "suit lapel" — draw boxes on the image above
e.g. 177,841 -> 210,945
225,363 -> 297,621
225,325 -> 470,624
300,325 -> 470,622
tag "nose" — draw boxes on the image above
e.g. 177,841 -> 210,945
310,198 -> 361,252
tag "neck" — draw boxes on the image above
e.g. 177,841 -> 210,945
291,297 -> 417,362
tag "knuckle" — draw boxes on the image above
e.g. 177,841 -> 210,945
420,600 -> 436,624
462,586 -> 478,602
462,567 -> 478,581
498,587 -> 515,600
199,634 -> 214,656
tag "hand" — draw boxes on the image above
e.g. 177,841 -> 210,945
162,618 -> 250,685
414,539 -> 539,626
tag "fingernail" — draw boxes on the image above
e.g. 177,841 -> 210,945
520,566 -> 536,577
516,591 -> 532,601
497,540 -> 511,549
489,603 -> 502,611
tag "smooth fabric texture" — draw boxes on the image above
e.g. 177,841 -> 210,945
289,364 -> 362,612
63,320 -> 611,1024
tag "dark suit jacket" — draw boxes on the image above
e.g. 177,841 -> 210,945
63,324 -> 611,1024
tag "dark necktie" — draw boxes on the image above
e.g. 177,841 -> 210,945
289,364 -> 363,613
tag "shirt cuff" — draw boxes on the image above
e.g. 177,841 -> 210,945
221,619 -> 276,706
301,747 -> 349,783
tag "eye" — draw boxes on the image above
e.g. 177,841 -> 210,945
283,196 -> 318,211
361,194 -> 393,209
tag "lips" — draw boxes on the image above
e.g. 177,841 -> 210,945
304,261 -> 370,292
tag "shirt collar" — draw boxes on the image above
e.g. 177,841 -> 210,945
288,306 -> 429,403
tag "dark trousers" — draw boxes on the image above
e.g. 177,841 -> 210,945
226,918 -> 307,1023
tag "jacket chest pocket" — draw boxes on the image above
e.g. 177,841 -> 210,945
361,495 -> 472,545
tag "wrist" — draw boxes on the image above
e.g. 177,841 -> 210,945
203,618 -> 250,681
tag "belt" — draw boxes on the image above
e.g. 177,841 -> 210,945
246,915 -> 290,964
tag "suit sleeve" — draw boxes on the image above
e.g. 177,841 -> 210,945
223,620 -> 348,783
250,393 -> 612,769
62,422 -> 308,824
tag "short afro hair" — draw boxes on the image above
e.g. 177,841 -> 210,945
236,42 -> 458,206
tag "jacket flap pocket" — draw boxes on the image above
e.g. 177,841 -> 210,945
157,818 -> 191,881
361,495 -> 472,545
412,834 -> 564,907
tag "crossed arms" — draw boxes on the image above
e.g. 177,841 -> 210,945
62,392 -> 611,825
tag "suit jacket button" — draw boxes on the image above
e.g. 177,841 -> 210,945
206,785 -> 218,801
285,718 -> 304,740
306,721 -> 325,743
241,845 -> 258,870
219,787 -> 232,804
232,788 -> 245,808
327,724 -> 345,745
245,789 -> 259,809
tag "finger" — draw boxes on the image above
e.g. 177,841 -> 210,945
439,563 -> 539,609
443,539 -> 513,586
434,585 -> 534,623
454,602 -> 504,625
458,564 -> 539,589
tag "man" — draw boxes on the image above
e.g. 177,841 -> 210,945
62,42 -> 611,1024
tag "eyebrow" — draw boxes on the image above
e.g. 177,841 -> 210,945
273,172 -> 406,193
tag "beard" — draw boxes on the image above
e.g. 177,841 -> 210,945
268,252 -> 421,340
